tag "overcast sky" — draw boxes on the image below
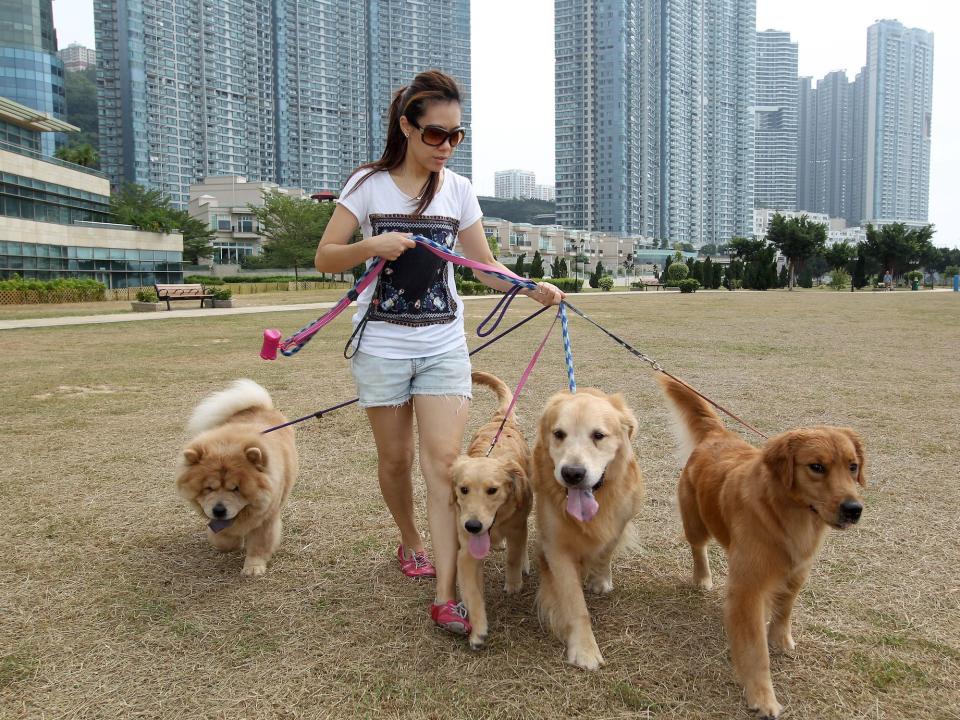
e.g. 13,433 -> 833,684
53,0 -> 958,247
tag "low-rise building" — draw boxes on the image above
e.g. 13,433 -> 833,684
0,96 -> 182,289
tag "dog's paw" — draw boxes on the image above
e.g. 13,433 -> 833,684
504,579 -> 523,594
746,688 -> 782,719
241,561 -> 267,577
586,576 -> 613,594
468,630 -> 488,650
769,627 -> 796,654
566,638 -> 605,671
695,575 -> 714,591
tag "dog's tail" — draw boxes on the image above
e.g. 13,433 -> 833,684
186,379 -> 274,437
471,371 -> 514,421
657,374 -> 725,465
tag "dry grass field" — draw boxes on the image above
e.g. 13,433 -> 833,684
1,290 -> 957,719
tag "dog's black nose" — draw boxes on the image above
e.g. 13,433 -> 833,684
839,500 -> 863,524
560,464 -> 587,486
212,503 -> 227,518
464,519 -> 483,534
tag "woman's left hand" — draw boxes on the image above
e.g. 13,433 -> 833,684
528,281 -> 565,307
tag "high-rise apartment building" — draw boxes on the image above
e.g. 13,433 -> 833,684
796,76 -> 815,212
58,42 -> 97,72
555,0 -> 755,246
494,169 -> 536,199
0,0 -> 66,156
813,71 -> 851,221
863,19 -> 933,223
95,0 -> 471,207
754,30 -> 798,211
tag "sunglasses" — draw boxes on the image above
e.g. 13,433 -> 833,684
409,120 -> 467,148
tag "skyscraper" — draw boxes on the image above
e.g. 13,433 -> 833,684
0,0 -> 66,156
813,70 -> 851,221
754,30 -> 798,211
555,0 -> 755,246
796,76 -> 815,212
863,19 -> 933,223
96,0 -> 471,207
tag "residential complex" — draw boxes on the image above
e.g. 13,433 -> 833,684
0,95 -> 182,288
0,0 -> 66,157
187,176 -> 307,265
494,169 -> 536,199
755,30 -> 798,211
95,0 -> 471,207
58,42 -> 96,72
555,0 -> 755,247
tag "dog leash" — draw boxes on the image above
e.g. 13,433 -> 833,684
261,304 -> 553,434
485,308 -> 562,456
563,301 -> 768,440
260,235 -> 537,360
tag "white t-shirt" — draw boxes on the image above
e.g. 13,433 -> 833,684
336,168 -> 483,359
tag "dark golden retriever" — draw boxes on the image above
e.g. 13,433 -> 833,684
531,388 -> 645,670
451,371 -> 533,649
659,374 -> 866,719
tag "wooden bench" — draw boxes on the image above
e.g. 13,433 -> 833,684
154,283 -> 214,310
639,276 -> 663,290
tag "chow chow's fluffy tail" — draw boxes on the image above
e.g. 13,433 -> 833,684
657,374 -> 726,464
187,379 -> 274,437
471,371 -> 514,421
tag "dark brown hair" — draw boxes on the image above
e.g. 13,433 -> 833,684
345,69 -> 463,215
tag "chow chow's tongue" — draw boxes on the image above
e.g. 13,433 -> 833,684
566,488 -> 599,522
208,517 -> 234,533
468,532 -> 491,560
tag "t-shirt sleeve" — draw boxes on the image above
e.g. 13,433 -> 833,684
337,170 -> 370,225
458,176 -> 483,230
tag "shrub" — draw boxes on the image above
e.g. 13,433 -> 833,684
905,270 -> 923,283
0,277 -> 106,303
829,269 -> 851,290
666,262 -> 689,286
184,275 -> 224,285
135,288 -> 158,303
546,277 -> 584,293
677,278 -> 700,293
457,280 -> 500,296
598,276 -> 614,291
211,287 -> 233,301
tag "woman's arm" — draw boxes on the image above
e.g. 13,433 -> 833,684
457,221 -> 565,306
314,205 -> 415,273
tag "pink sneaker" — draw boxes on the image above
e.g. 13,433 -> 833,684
397,545 -> 436,579
430,600 -> 471,635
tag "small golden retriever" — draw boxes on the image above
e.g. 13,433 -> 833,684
658,374 -> 866,719
531,388 -> 645,670
176,379 -> 298,576
451,371 -> 533,649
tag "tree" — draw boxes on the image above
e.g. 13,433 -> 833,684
766,213 -> 827,290
486,235 -> 500,259
172,211 -> 215,264
549,255 -> 568,279
825,241 -> 855,271
110,183 -> 180,231
55,143 -> 99,168
806,255 -> 829,286
528,250 -> 545,279
588,260 -> 606,289
63,66 -> 98,148
513,253 -> 526,277
861,222 -> 935,278
249,191 -> 333,281
701,243 -> 718,257
728,238 -> 777,290
666,251 -> 689,286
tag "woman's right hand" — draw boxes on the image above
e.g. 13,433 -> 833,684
366,232 -> 416,261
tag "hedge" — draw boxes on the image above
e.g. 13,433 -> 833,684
0,277 -> 106,304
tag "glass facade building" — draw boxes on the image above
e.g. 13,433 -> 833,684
555,0 -> 755,246
0,0 -> 66,157
755,31 -> 798,211
96,0 -> 473,208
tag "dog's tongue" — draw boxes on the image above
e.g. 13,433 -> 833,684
566,488 -> 599,522
208,517 -> 234,533
468,532 -> 491,559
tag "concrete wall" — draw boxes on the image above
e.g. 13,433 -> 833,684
0,216 -> 182,251
0,147 -> 110,196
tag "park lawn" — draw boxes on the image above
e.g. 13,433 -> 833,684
0,291 -> 957,719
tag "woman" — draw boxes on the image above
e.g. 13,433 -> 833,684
315,69 -> 563,635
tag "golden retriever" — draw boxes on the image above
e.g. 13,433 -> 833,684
176,379 -> 298,576
531,388 -> 645,670
451,371 -> 533,649
658,374 -> 866,719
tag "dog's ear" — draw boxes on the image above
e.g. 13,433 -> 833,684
605,393 -> 638,440
762,432 -> 796,490
537,394 -> 562,442
183,447 -> 202,465
503,459 -> 528,494
245,445 -> 266,471
841,428 -> 867,487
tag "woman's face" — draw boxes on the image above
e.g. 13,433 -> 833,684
400,100 -> 463,174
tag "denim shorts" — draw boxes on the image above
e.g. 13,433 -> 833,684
350,345 -> 473,408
